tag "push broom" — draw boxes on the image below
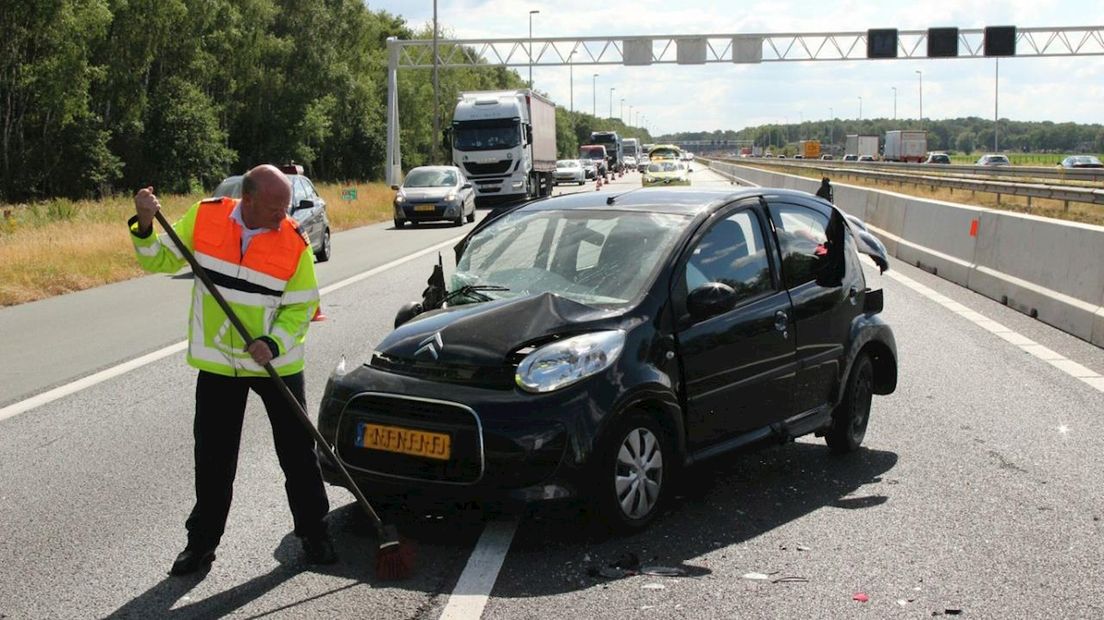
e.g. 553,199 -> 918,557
153,209 -> 414,580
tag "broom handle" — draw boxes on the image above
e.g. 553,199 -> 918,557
153,210 -> 387,532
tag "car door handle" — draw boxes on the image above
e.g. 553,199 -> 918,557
774,310 -> 788,332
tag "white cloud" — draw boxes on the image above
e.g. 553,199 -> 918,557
371,0 -> 1104,133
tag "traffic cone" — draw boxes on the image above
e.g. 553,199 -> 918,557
311,305 -> 327,322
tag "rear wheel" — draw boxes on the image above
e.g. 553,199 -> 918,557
825,354 -> 874,454
465,208 -> 475,223
592,412 -> 673,533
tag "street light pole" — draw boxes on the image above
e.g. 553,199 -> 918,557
828,107 -> 834,147
620,98 -> 624,121
568,51 -> 576,113
994,58 -> 1000,152
891,86 -> 897,120
915,69 -> 923,122
858,96 -> 863,120
592,74 -> 598,117
609,87 -> 615,119
528,10 -> 539,89
432,0 -> 439,163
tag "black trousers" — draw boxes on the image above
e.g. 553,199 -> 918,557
185,370 -> 329,547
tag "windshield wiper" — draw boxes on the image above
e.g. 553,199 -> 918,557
444,284 -> 510,304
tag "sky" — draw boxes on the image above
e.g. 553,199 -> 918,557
366,0 -> 1104,135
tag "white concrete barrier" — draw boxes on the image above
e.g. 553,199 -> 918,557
704,160 -> 1104,348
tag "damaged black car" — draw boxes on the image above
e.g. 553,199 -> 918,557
316,187 -> 898,531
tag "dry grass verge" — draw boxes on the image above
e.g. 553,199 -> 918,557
0,181 -> 394,306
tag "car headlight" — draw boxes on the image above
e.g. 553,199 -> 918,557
446,191 -> 458,202
515,330 -> 625,393
395,194 -> 406,203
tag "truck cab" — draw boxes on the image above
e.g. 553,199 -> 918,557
450,90 -> 557,207
590,131 -> 623,173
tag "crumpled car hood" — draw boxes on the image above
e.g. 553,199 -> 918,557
374,292 -> 615,367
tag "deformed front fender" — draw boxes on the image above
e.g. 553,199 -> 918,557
833,312 -> 899,407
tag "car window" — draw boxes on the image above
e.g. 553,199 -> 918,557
684,209 -> 772,302
769,203 -> 831,288
303,178 -> 320,199
291,177 -> 308,206
213,177 -> 242,199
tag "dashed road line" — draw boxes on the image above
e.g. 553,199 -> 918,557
438,519 -> 518,620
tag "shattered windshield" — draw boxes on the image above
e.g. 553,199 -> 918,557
453,120 -> 521,151
453,209 -> 689,308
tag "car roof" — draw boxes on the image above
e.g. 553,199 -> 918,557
407,165 -> 461,172
511,187 -> 806,217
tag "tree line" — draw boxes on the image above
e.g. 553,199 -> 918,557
0,0 -> 650,204
659,117 -> 1104,155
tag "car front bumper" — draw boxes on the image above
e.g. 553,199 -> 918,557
397,201 -> 464,222
316,364 -> 611,509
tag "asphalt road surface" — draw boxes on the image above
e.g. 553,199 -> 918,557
1,167 -> 1102,619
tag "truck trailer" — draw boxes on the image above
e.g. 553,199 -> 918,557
450,89 -> 557,206
883,130 -> 927,163
845,134 -> 880,159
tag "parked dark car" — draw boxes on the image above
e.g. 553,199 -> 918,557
923,152 -> 951,164
392,166 -> 476,228
212,164 -> 331,261
316,187 -> 898,531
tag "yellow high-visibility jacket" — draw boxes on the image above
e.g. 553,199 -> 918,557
129,197 -> 319,377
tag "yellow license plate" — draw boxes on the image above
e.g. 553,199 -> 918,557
359,422 -> 451,460
414,204 -> 436,212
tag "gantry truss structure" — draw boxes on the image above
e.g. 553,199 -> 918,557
386,26 -> 1104,183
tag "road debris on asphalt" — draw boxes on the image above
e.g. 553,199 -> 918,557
641,583 -> 666,590
742,572 -> 773,580
640,566 -> 687,577
853,593 -> 870,603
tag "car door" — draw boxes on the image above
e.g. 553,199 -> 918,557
302,177 -> 326,243
766,198 -> 858,414
673,202 -> 797,448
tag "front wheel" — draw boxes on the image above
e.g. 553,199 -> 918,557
591,412 -> 673,533
825,354 -> 874,454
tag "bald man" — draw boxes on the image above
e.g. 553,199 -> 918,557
130,165 -> 334,575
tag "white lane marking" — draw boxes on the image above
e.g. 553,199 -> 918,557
0,234 -> 467,422
0,342 -> 188,422
885,270 -> 1104,393
439,519 -> 518,620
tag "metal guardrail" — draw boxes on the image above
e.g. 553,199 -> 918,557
711,158 -> 1104,207
768,158 -> 1104,183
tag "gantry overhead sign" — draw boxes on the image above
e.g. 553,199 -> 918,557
386,26 -> 1104,183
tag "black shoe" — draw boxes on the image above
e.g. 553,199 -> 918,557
169,545 -> 216,576
301,535 -> 338,565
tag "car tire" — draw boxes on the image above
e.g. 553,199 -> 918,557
466,207 -> 475,223
825,354 -> 874,454
315,228 -> 332,262
394,218 -> 404,229
591,411 -> 674,533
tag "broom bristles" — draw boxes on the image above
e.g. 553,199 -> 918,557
375,539 -> 415,581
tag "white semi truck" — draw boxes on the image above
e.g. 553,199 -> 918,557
450,90 -> 557,207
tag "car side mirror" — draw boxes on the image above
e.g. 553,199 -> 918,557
394,301 -> 423,329
390,184 -> 400,191
687,282 -> 738,322
462,182 -> 473,190
295,199 -> 313,212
